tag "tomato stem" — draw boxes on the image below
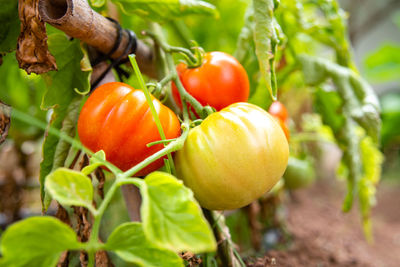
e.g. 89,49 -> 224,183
203,209 -> 246,267
122,121 -> 190,178
129,54 -> 176,176
146,138 -> 178,147
143,31 -> 202,68
164,53 -> 212,119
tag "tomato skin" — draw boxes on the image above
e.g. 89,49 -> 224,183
268,101 -> 289,122
175,102 -> 289,210
283,157 -> 316,190
172,52 -> 250,111
77,82 -> 181,176
274,117 -> 290,141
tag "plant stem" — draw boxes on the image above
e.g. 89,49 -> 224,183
123,121 -> 190,178
129,54 -> 176,176
203,209 -> 245,267
143,31 -> 200,66
164,53 -> 210,119
87,251 -> 95,267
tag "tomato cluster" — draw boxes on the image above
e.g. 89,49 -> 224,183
77,52 -> 289,210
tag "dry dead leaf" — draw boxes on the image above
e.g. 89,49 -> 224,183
16,0 -> 57,74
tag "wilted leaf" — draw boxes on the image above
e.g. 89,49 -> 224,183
16,0 -> 57,74
252,0 -> 278,100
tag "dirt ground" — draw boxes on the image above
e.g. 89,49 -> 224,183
248,178 -> 400,267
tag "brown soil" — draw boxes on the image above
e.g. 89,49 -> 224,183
248,178 -> 400,267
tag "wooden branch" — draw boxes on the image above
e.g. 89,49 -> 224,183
38,0 -> 156,78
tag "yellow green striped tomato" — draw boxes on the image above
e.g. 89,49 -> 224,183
175,102 -> 289,210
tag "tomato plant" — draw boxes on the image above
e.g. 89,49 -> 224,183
0,0 -> 386,266
175,102 -> 289,210
172,51 -> 250,111
77,82 -> 181,176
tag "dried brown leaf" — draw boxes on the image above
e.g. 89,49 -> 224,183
180,252 -> 202,267
0,101 -> 11,145
16,0 -> 57,74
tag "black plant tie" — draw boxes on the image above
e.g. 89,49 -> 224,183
90,17 -> 138,91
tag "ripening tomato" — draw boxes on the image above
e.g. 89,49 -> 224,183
175,102 -> 289,210
283,157 -> 316,190
77,82 -> 181,176
172,51 -> 249,111
268,101 -> 289,122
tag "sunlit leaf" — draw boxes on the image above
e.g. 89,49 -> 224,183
105,222 -> 183,267
45,168 -> 95,213
0,217 -> 82,267
135,172 -> 216,253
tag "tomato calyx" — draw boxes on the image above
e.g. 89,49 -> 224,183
184,41 -> 205,69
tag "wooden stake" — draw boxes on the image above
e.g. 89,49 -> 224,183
38,0 -> 156,77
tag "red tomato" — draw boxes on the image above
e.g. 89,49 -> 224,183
172,51 -> 250,111
274,117 -> 290,141
77,82 -> 181,176
268,101 -> 289,122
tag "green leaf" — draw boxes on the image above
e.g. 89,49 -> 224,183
0,217 -> 82,267
0,0 -> 20,53
39,33 -> 91,210
105,222 -> 183,267
113,0 -> 218,22
364,43 -> 400,83
81,150 -> 106,175
252,0 -> 278,100
45,168 -> 95,213
0,53 -> 47,140
90,0 -> 107,8
136,172 -> 216,253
